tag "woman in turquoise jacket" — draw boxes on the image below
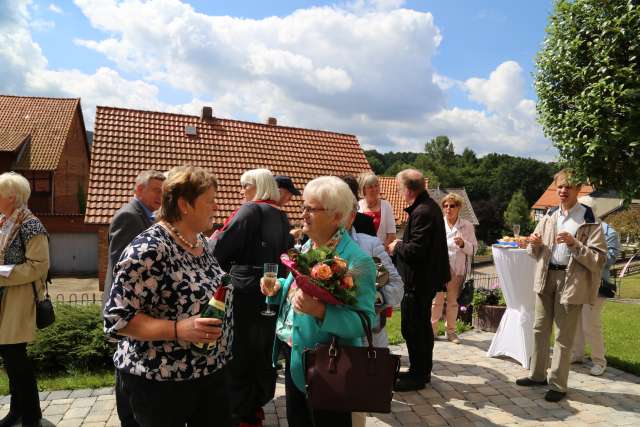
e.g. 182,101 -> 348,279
261,176 -> 376,427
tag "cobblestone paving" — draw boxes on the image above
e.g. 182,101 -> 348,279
2,331 -> 639,426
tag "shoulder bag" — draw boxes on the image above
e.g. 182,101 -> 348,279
303,311 -> 401,413
457,253 -> 475,307
32,276 -> 55,329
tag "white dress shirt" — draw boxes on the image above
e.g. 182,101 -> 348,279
550,203 -> 586,266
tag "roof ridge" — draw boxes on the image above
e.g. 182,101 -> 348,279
0,94 -> 80,102
95,105 -> 356,138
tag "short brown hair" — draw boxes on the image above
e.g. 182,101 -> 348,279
441,193 -> 464,208
396,168 -> 426,192
157,166 -> 217,223
553,168 -> 582,188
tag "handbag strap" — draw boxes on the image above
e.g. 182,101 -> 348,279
32,279 -> 50,302
355,310 -> 375,351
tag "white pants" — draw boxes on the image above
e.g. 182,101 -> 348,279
572,296 -> 606,367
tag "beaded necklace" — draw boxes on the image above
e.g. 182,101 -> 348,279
164,222 -> 202,249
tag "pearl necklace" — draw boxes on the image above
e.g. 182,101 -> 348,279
165,222 -> 202,249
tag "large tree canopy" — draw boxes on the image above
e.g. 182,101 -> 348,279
535,0 -> 640,199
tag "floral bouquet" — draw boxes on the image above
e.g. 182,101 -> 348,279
280,247 -> 357,305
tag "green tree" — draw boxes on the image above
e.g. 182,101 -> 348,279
607,207 -> 640,242
535,0 -> 640,200
383,160 -> 415,177
503,191 -> 533,234
365,153 -> 385,175
424,136 -> 455,165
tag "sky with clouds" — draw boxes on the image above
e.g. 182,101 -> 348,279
0,0 -> 558,160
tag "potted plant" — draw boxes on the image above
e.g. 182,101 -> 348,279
471,282 -> 506,332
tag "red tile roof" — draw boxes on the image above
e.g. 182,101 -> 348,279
0,95 -> 83,170
378,176 -> 478,226
85,106 -> 372,225
532,182 -> 594,210
0,131 -> 29,152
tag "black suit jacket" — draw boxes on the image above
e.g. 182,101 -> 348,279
393,191 -> 450,296
102,199 -> 153,308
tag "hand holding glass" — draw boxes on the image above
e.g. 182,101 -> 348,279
261,263 -> 278,317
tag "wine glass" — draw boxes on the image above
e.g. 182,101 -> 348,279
513,224 -> 521,238
261,263 -> 278,317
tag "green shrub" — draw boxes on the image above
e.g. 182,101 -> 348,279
27,304 -> 114,374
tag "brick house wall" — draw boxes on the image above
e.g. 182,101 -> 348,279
52,113 -> 90,214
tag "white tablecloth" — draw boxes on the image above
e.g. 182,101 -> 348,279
487,247 -> 536,368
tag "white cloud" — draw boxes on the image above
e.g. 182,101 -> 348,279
465,61 -> 525,114
48,3 -> 62,14
1,0 -> 554,160
74,0 -> 444,120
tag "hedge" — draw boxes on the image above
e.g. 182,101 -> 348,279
26,304 -> 114,374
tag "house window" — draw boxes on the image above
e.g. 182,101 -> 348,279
22,171 -> 52,194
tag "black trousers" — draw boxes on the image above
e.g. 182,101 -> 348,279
115,369 -> 139,427
0,343 -> 41,423
400,291 -> 435,381
227,289 -> 277,424
119,369 -> 231,427
281,343 -> 351,427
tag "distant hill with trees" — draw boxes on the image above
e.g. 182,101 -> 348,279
365,136 -> 558,243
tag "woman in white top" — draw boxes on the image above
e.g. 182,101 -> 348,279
431,193 -> 477,344
357,173 -> 396,250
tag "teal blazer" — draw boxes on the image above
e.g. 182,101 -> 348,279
269,229 -> 376,392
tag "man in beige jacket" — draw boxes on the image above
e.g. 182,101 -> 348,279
516,169 -> 607,402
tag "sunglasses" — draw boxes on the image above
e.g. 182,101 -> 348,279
443,204 -> 459,209
301,205 -> 327,213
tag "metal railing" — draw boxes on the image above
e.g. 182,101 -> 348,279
54,293 -> 102,305
470,273 -> 501,290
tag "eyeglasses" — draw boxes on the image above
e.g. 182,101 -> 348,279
302,205 -> 327,213
443,204 -> 459,209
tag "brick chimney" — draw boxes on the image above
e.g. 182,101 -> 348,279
267,117 -> 277,126
201,106 -> 214,121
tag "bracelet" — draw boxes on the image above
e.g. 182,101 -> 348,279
174,319 -> 179,341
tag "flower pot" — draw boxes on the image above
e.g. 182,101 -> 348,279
472,305 -> 506,332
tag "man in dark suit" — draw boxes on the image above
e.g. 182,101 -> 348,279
102,170 -> 164,427
389,169 -> 450,391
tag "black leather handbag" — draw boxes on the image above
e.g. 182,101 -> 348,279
32,280 -> 55,329
457,255 -> 475,307
303,311 -> 401,413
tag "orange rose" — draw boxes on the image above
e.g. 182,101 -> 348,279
331,257 -> 348,275
341,274 -> 354,289
311,263 -> 333,280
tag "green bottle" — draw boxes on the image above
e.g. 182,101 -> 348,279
193,274 -> 231,353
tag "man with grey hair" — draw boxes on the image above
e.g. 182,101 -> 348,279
103,169 -> 165,427
389,169 -> 450,391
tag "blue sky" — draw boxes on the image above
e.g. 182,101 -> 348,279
2,0 -> 556,159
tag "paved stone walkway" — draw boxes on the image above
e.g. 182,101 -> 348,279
2,330 -> 639,426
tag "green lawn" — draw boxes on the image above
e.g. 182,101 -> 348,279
386,310 -> 471,345
618,273 -> 640,299
0,370 -> 114,396
386,301 -> 640,376
601,301 -> 640,375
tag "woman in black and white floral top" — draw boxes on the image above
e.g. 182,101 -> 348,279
104,166 -> 233,427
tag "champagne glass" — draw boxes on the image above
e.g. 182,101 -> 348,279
261,263 -> 278,317
513,224 -> 521,238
